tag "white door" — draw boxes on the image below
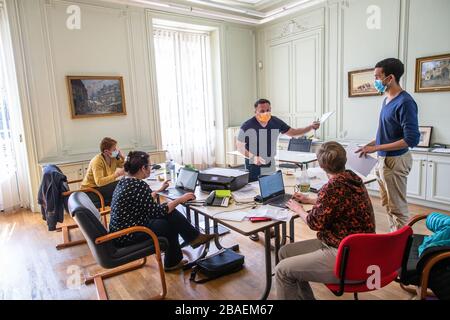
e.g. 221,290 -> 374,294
406,153 -> 427,200
267,41 -> 291,123
292,34 -> 321,129
426,155 -> 450,205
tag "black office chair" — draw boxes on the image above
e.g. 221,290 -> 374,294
279,137 -> 313,170
398,214 -> 450,300
68,192 -> 169,300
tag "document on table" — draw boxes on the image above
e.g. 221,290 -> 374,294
214,211 -> 249,222
242,207 -> 293,222
432,148 -> 450,154
319,111 -> 335,124
345,142 -> 378,177
232,182 -> 260,202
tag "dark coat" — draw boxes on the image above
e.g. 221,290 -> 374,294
38,165 -> 69,231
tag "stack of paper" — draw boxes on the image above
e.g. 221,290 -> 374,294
432,148 -> 450,154
232,182 -> 259,202
243,207 -> 293,222
214,211 -> 248,222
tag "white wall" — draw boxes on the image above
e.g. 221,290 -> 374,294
405,0 -> 450,145
255,0 -> 450,144
6,0 -> 257,211
341,0 -> 401,141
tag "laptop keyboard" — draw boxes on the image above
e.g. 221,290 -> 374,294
268,194 -> 292,206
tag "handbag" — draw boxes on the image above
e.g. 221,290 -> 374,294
189,248 -> 245,284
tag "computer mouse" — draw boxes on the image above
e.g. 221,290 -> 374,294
152,164 -> 162,170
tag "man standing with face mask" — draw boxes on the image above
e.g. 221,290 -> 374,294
356,58 -> 420,231
237,99 -> 320,183
237,99 -> 320,241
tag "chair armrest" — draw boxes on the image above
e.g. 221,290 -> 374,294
408,214 -> 428,227
62,187 -> 106,211
100,208 -> 111,216
67,179 -> 83,185
94,226 -> 163,255
420,251 -> 450,299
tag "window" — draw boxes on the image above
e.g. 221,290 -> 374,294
153,25 -> 216,168
0,2 -> 25,211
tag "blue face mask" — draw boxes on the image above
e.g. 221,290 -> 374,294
374,76 -> 390,94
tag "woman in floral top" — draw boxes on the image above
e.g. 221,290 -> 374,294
275,141 -> 375,300
109,151 -> 216,271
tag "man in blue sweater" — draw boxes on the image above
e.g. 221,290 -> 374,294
356,58 -> 420,231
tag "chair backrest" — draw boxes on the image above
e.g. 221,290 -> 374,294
335,226 -> 413,281
68,192 -> 114,267
288,138 -> 312,153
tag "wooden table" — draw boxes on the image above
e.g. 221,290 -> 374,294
147,167 -> 376,300
148,175 -> 311,300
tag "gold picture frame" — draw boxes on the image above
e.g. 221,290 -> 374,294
348,68 -> 381,98
67,76 -> 127,119
415,54 -> 450,93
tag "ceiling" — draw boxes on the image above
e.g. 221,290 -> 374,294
103,0 -> 324,25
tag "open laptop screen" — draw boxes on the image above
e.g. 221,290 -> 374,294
259,170 -> 285,200
176,168 -> 198,191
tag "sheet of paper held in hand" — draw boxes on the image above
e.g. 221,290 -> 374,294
345,142 -> 378,177
319,111 -> 335,124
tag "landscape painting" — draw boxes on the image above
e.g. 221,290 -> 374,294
416,54 -> 450,93
67,76 -> 127,119
348,68 -> 381,97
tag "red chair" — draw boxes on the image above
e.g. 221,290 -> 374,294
326,226 -> 413,300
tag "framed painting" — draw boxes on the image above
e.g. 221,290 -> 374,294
415,54 -> 450,93
348,68 -> 381,98
67,76 -> 127,119
417,126 -> 433,148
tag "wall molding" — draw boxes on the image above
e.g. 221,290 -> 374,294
398,0 -> 410,89
40,0 -> 154,157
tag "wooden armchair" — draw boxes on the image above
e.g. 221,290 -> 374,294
68,192 -> 168,300
398,214 -> 450,300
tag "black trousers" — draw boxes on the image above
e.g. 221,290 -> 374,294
86,181 -> 119,208
245,160 -> 274,182
147,209 -> 200,268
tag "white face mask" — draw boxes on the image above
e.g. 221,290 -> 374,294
110,150 -> 119,158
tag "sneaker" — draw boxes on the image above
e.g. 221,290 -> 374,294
249,229 -> 276,242
249,233 -> 260,241
164,259 -> 188,272
189,233 -> 218,249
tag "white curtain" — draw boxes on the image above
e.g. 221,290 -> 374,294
0,2 -> 29,212
153,27 -> 216,169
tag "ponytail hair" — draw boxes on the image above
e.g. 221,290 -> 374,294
124,151 -> 150,175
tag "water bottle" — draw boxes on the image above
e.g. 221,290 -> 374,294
297,166 -> 311,194
169,159 -> 176,182
165,159 -> 171,181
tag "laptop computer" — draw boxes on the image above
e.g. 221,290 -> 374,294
258,170 -> 292,208
159,168 -> 199,199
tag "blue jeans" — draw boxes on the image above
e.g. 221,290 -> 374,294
245,159 -> 276,182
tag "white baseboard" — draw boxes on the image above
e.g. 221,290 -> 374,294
368,190 -> 450,212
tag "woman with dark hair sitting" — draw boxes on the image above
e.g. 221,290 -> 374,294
109,151 -> 217,271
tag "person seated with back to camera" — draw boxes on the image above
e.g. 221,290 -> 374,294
275,141 -> 376,300
109,151 -> 217,271
81,137 -> 125,208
